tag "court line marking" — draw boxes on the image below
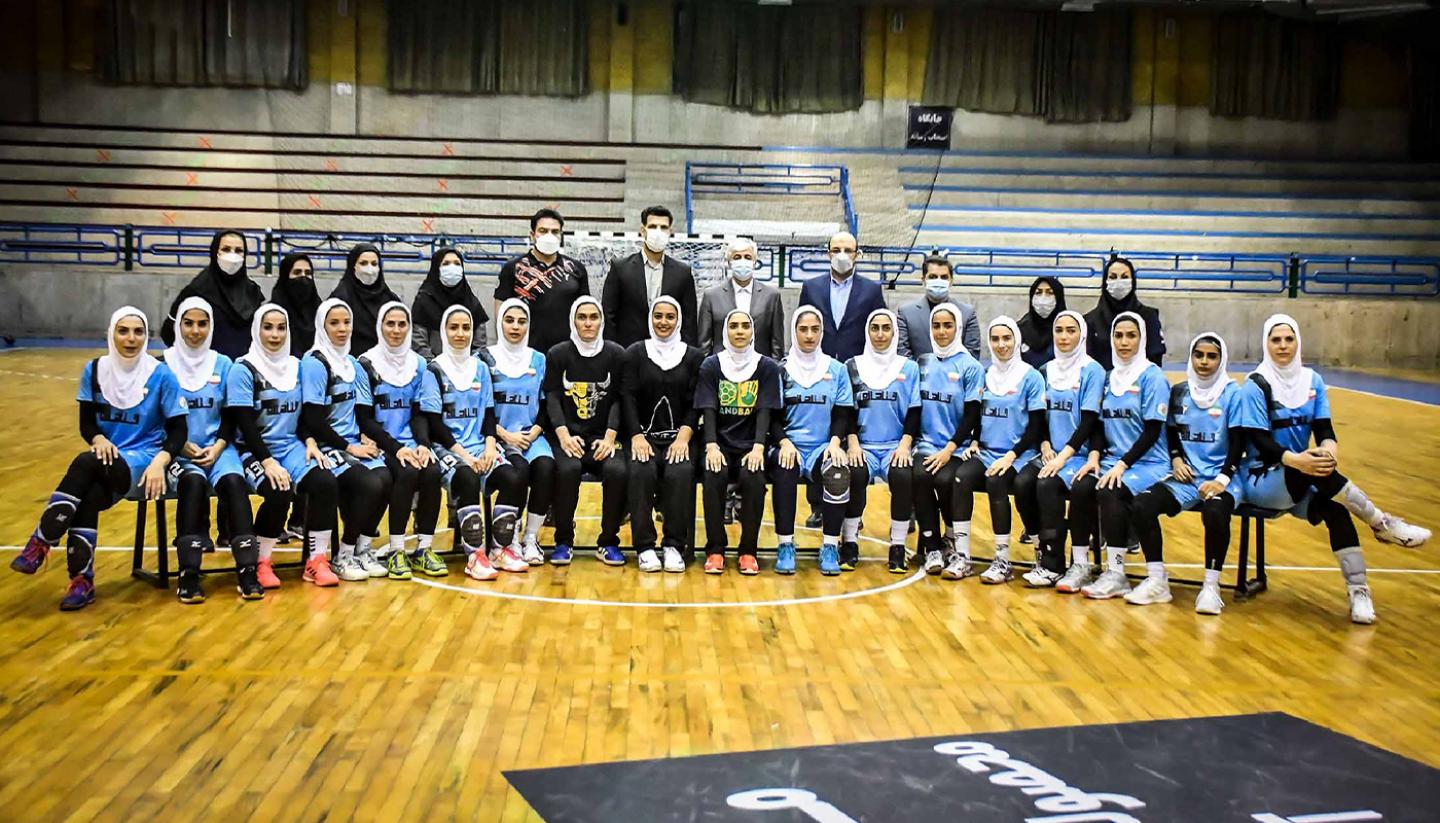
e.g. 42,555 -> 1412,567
1328,384 -> 1440,410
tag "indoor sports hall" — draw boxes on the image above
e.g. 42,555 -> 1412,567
1,1 -> 1438,820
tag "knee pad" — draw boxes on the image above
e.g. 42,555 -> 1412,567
490,504 -> 518,549
458,504 -> 486,551
230,534 -> 258,567
819,461 -> 851,506
38,491 -> 81,543
176,533 -> 211,572
66,527 -> 97,578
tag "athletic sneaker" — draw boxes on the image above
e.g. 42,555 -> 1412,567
1017,531 -> 1036,545
839,541 -> 860,572
1124,577 -> 1173,606
490,546 -> 529,574
1373,515 -> 1431,548
303,555 -> 339,587
280,525 -> 305,546
519,536 -> 545,566
59,575 -> 95,611
923,550 -> 944,576
465,551 -> 499,581
411,548 -> 449,578
331,556 -> 369,583
940,551 -> 973,581
597,546 -> 625,566
177,570 -> 205,605
1082,568 -> 1131,599
775,542 -> 797,575
887,545 -> 907,574
549,544 -> 573,566
256,559 -> 282,589
637,549 -> 662,573
704,552 -> 725,574
1126,541 -> 1141,555
819,545 -> 841,576
386,550 -> 413,580
236,566 -> 265,600
979,558 -> 1013,585
11,534 -> 50,574
738,554 -> 760,575
662,546 -> 686,573
805,511 -> 823,529
1022,566 -> 1062,588
355,548 -> 387,578
1054,562 -> 1095,594
1348,584 -> 1377,625
1194,583 -> 1224,615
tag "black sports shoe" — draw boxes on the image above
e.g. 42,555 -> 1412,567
888,545 -> 907,574
805,511 -> 823,529
236,566 -> 265,601
724,497 -> 737,525
177,570 -> 206,605
839,541 -> 860,571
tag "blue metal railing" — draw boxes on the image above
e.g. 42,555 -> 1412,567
685,162 -> 860,236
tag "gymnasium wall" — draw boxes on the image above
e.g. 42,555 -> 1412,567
0,1 -> 1413,157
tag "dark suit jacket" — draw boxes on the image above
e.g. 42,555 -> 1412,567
797,273 -> 887,363
697,279 -> 786,360
601,252 -> 698,348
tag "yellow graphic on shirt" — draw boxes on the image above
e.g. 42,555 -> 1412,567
562,371 -> 611,420
719,379 -> 759,416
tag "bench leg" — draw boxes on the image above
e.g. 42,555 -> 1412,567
130,498 -> 163,588
1234,514 -> 1253,601
1251,517 -> 1268,596
156,498 -> 170,589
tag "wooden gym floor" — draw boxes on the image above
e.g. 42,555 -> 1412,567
0,347 -> 1437,820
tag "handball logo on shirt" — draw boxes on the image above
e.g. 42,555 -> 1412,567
562,371 -> 610,420
719,379 -> 760,416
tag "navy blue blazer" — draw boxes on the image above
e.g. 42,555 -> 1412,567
797,273 -> 887,363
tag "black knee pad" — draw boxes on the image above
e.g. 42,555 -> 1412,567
176,533 -> 211,572
39,492 -> 80,540
490,504 -> 518,548
230,534 -> 258,567
459,506 -> 486,549
819,460 -> 851,506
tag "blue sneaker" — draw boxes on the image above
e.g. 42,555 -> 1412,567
775,542 -> 797,575
819,544 -> 841,576
550,544 -> 573,566
59,575 -> 95,611
597,545 -> 625,566
11,533 -> 51,575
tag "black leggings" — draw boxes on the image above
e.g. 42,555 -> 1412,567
338,465 -> 391,545
885,457 -> 914,521
1038,473 -> 1099,566
629,438 -> 697,551
1280,465 -> 1360,551
1132,486 -> 1236,570
702,447 -> 766,555
552,447 -> 628,546
254,467 -> 338,538
952,457 -> 1019,535
175,471 -> 257,567
770,452 -> 867,538
1012,461 -> 1042,537
500,452 -> 555,518
912,456 -> 959,551
38,451 -> 131,577
384,454 -> 442,537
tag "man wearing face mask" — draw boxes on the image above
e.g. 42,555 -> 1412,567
797,231 -> 888,363
697,237 -> 785,359
600,205 -> 698,348
896,256 -> 981,359
494,208 -> 590,355
161,229 -> 265,358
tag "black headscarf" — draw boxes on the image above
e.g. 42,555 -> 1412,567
327,243 -> 400,354
412,246 -> 489,341
1016,275 -> 1066,368
270,253 -> 320,356
1083,256 -> 1166,367
160,229 -> 265,357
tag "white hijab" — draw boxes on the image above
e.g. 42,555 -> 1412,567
854,308 -> 906,389
644,295 -> 686,371
1253,313 -> 1314,409
984,315 -> 1027,396
309,298 -> 355,383
437,305 -> 481,389
929,302 -> 964,359
719,308 -> 761,383
163,296 -> 217,393
491,298 -> 536,379
784,305 -> 834,389
97,305 -> 160,408
240,303 -> 299,392
362,301 -> 420,386
1045,310 -> 1094,392
1187,332 -> 1233,410
1107,311 -> 1150,396
569,295 -> 605,358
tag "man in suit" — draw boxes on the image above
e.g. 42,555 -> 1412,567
697,237 -> 785,359
896,255 -> 981,359
601,205 -> 698,347
796,231 -> 887,363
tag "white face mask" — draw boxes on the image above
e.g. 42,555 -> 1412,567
924,278 -> 950,300
1032,294 -> 1057,318
644,228 -> 670,254
831,252 -> 854,275
533,233 -> 562,256
1106,277 -> 1133,301
355,264 -> 380,286
217,252 -> 244,276
729,258 -> 755,283
438,263 -> 464,288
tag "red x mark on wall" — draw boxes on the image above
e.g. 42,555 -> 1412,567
441,143 -> 456,156
560,165 -> 574,177
162,212 -> 177,225
65,187 -> 78,200
95,149 -> 111,162
324,159 -> 339,172
196,136 -> 213,149
308,195 -> 322,208
421,218 -> 435,232
185,173 -> 199,186
436,179 -> 449,192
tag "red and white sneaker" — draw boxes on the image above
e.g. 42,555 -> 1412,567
489,546 -> 529,573
738,554 -> 760,575
704,553 -> 725,574
466,551 -> 500,581
255,558 -> 282,589
303,555 -> 339,587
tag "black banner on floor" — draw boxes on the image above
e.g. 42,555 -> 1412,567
505,712 -> 1438,822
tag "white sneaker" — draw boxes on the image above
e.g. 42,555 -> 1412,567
1373,515 -> 1431,548
923,550 -> 944,575
519,536 -> 544,566
1124,576 -> 1173,605
1054,562 -> 1095,594
355,548 -> 387,578
1022,566 -> 1062,588
465,551 -> 499,581
979,557 -> 1013,585
941,551 -> 973,581
1082,568 -> 1132,599
1348,584 -> 1377,624
331,555 -> 369,582
1194,583 -> 1224,615
662,546 -> 685,573
638,549 -> 662,573
489,546 -> 530,573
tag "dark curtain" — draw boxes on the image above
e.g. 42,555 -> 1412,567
100,0 -> 307,89
1210,14 -> 1341,120
673,3 -> 863,114
1411,45 -> 1440,160
387,0 -> 588,97
923,9 -> 1131,124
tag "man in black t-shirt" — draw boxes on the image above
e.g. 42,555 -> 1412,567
494,208 -> 590,354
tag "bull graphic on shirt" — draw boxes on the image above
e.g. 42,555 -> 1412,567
562,371 -> 611,420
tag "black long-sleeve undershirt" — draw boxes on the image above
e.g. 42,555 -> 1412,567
232,407 -> 271,461
1247,417 -> 1335,467
303,403 -> 349,450
950,399 -> 981,450
79,401 -> 101,444
903,407 -> 920,440
1011,409 -> 1047,457
1064,410 -> 1100,454
1169,424 -> 1246,479
1119,419 -> 1164,468
424,408 -> 498,451
1313,418 -> 1337,445
830,406 -> 855,440
356,403 -> 402,455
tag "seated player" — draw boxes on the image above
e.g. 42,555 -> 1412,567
486,299 -> 555,566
